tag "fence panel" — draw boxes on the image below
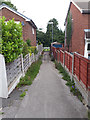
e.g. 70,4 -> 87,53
6,55 -> 22,86
60,50 -> 64,65
65,51 -> 73,73
74,53 -> 90,88
88,63 -> 90,89
57,50 -> 60,62
23,54 -> 30,73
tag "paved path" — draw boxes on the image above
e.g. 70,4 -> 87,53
15,52 -> 87,118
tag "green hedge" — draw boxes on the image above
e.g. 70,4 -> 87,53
1,16 -> 23,63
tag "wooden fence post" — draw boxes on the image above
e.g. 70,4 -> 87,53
59,50 -> 60,63
21,54 -> 25,77
28,53 -> 31,66
0,54 -> 8,98
63,51 -> 65,67
71,53 -> 74,81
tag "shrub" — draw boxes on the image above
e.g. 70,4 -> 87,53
30,46 -> 38,54
26,39 -> 31,46
1,16 -> 23,63
22,42 -> 29,57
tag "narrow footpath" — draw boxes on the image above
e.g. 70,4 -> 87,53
15,52 -> 87,118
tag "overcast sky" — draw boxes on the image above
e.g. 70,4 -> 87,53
10,0 -> 70,32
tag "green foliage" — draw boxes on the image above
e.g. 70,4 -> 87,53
0,0 -> 17,11
20,91 -> 26,98
36,30 -> 46,45
37,18 -> 65,47
0,18 -> 2,54
1,17 -> 23,63
17,57 -> 42,88
26,39 -> 31,46
22,42 -> 29,57
46,18 -> 65,46
0,112 -> 4,115
43,48 -> 50,52
30,46 -> 38,54
66,12 -> 72,51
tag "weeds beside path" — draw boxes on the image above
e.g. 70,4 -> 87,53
55,61 -> 83,102
17,56 -> 42,88
2,56 -> 42,118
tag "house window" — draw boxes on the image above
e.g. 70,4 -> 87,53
87,43 -> 90,50
88,54 -> 90,59
86,32 -> 90,39
32,27 -> 34,34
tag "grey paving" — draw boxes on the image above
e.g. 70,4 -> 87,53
15,52 -> 87,118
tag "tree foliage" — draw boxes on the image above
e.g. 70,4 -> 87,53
36,30 -> 46,45
1,16 -> 23,63
0,0 -> 17,11
37,18 -> 65,47
66,12 -> 72,51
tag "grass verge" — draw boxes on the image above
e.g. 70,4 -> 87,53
17,56 -> 42,88
55,61 -> 83,102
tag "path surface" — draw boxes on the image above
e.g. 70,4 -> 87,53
15,52 -> 87,118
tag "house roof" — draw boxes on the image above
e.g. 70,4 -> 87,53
64,0 -> 90,25
73,0 -> 90,13
0,3 -> 37,29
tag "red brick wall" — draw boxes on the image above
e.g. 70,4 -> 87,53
68,3 -> 90,55
0,10 -> 2,16
0,8 -> 36,46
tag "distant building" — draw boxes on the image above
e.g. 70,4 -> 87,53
64,0 -> 90,59
0,4 -> 37,46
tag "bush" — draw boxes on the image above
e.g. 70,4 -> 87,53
1,17 -> 23,63
22,42 -> 29,57
26,39 -> 31,46
30,46 -> 38,54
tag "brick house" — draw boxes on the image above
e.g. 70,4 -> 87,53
64,0 -> 90,59
0,3 -> 37,46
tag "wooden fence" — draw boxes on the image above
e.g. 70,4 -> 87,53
74,53 -> 90,89
52,47 -> 90,91
0,44 -> 43,98
51,47 -> 90,105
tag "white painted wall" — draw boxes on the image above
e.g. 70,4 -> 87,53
0,54 -> 8,98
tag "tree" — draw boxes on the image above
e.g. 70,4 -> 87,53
0,0 -> 17,11
66,12 -> 72,51
58,29 -> 65,43
36,29 -> 46,46
36,18 -> 65,47
46,18 -> 65,46
1,16 -> 23,63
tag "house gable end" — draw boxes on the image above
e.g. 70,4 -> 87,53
0,4 -> 30,21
